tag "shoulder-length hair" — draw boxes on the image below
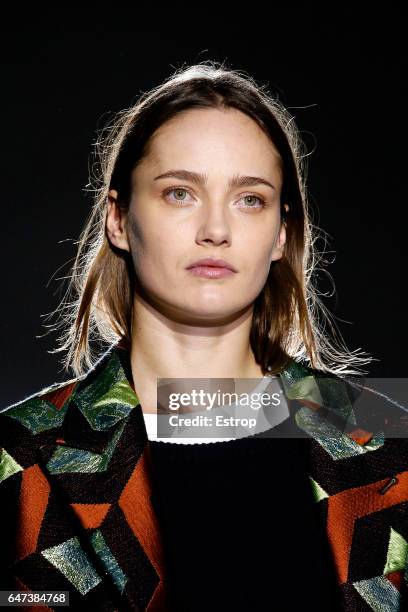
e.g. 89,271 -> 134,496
44,60 -> 374,378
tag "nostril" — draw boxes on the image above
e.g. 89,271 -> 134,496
378,476 -> 399,495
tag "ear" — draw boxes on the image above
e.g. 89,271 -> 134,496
270,203 -> 289,263
106,189 -> 130,252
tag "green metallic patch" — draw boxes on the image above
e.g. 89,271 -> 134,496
295,406 -> 375,459
46,419 -> 126,474
41,536 -> 102,595
0,448 -> 23,483
317,376 -> 358,425
280,372 -> 324,405
80,379 -> 139,431
90,529 -> 128,594
309,476 -> 328,503
353,575 -> 401,611
4,399 -> 69,434
279,358 -> 310,386
75,352 -> 139,431
280,365 -> 358,427
384,527 -> 408,575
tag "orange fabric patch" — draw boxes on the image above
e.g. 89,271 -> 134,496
346,428 -> 373,446
327,469 -> 408,584
70,503 -> 111,529
119,446 -> 167,611
386,569 -> 404,590
297,399 -> 322,411
17,465 -> 50,560
42,381 -> 77,410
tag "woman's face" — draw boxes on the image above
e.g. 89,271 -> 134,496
107,107 -> 287,324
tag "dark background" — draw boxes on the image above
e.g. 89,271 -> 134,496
1,19 -> 406,409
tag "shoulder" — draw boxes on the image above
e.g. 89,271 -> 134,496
0,376 -> 81,454
0,344 -> 132,451
282,359 -> 408,451
0,376 -> 85,493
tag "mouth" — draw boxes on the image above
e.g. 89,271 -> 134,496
186,264 -> 236,279
186,258 -> 237,273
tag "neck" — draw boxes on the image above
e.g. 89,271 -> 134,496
129,294 -> 265,414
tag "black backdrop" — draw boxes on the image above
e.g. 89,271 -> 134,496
1,20 -> 406,409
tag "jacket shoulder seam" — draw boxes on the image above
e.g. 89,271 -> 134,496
0,377 -> 80,416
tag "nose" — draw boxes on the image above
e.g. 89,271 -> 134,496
195,201 -> 232,246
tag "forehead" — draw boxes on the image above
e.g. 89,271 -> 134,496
137,107 -> 283,183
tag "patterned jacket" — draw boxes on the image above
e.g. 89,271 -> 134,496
1,341 -> 407,611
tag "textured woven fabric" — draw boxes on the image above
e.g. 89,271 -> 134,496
1,341 -> 408,611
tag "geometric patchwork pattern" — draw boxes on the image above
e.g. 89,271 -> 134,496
306,468 -> 408,610
41,536 -> 102,595
309,475 -> 328,502
353,576 -> 401,612
70,503 -> 111,529
0,345 -> 165,610
74,358 -> 140,431
45,420 -> 127,474
280,363 -> 408,610
0,447 -> 23,483
1,341 -> 408,610
296,406 -> 373,459
3,397 -> 69,435
384,528 -> 408,574
89,529 -> 128,594
302,436 -> 408,611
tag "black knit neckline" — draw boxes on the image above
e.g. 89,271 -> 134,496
148,416 -> 300,464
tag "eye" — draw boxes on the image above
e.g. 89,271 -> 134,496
236,194 -> 266,209
163,187 -> 194,205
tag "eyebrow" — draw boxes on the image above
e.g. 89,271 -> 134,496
153,169 -> 276,192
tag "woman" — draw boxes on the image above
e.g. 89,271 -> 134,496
1,62 -> 407,612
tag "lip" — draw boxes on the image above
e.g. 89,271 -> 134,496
187,266 -> 235,279
186,257 -> 237,272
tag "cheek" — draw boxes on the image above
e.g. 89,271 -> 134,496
128,221 -> 186,280
246,234 -> 276,267
241,239 -> 275,292
127,207 -> 162,253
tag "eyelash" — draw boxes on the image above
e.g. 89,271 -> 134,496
162,186 -> 266,209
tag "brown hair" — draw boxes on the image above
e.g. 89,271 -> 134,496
43,60 -> 375,378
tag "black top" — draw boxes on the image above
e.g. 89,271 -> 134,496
148,421 -> 342,612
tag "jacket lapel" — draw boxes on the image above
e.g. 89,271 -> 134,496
279,361 -> 408,609
36,345 -> 167,611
